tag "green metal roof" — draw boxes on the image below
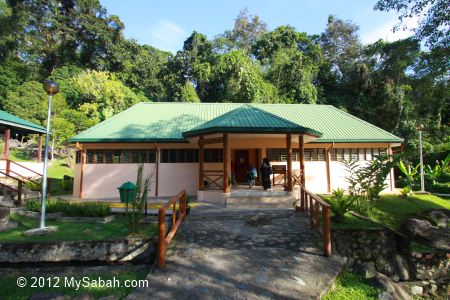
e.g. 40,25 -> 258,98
0,110 -> 46,134
68,102 -> 403,143
183,105 -> 322,137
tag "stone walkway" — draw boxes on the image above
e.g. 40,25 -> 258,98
128,209 -> 344,300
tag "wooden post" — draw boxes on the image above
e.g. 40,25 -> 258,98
37,133 -> 43,162
157,208 -> 166,268
17,180 -> 23,206
309,196 -> 314,228
286,134 -> 292,192
315,200 -> 320,226
171,202 -> 176,228
299,135 -> 305,186
300,188 -> 305,210
79,148 -> 86,198
198,136 -> 204,191
6,159 -> 10,176
223,133 -> 229,193
325,147 -> 331,193
155,146 -> 159,197
323,206 -> 331,256
3,128 -> 10,158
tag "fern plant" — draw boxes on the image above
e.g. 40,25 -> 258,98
325,188 -> 356,222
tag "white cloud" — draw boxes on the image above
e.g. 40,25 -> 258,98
361,16 -> 419,44
148,20 -> 187,53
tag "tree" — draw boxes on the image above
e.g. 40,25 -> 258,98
253,26 -> 323,103
374,0 -> 450,49
71,70 -> 144,122
214,8 -> 267,53
7,0 -> 124,76
208,50 -> 278,103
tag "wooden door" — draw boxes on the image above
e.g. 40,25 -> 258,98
235,150 -> 249,183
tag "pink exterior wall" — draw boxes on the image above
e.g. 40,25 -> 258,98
73,140 -> 395,199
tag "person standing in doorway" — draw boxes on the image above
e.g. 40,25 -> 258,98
247,164 -> 257,188
260,158 -> 272,190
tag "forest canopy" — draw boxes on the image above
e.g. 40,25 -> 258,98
0,0 -> 448,161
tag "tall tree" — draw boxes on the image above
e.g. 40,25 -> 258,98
214,8 -> 267,53
253,26 -> 323,103
374,0 -> 450,49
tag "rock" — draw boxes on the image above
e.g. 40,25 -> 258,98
363,262 -> 377,279
23,226 -> 57,236
399,218 -> 450,251
73,293 -> 94,300
97,296 -> 117,300
235,282 -> 250,290
0,207 -> 10,222
28,293 -> 71,300
290,276 -> 306,286
393,254 -> 410,281
410,285 -> 423,296
378,291 -> 394,300
374,272 -> 412,300
430,284 -> 437,294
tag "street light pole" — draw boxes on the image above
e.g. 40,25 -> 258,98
40,80 -> 59,229
417,124 -> 425,193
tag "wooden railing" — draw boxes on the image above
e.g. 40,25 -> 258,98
157,190 -> 187,268
0,158 -> 43,178
299,186 -> 331,257
203,170 -> 224,190
0,172 -> 26,206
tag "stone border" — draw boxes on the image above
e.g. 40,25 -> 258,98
15,210 -> 115,223
0,237 -> 155,263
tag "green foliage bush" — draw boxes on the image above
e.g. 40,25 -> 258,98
324,188 -> 356,222
427,182 -> 450,194
24,199 -> 111,217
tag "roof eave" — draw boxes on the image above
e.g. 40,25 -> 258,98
182,126 -> 322,138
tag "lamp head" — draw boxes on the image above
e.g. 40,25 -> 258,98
43,80 -> 59,95
416,124 -> 425,131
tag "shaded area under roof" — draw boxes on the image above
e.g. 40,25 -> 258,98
0,110 -> 46,135
182,105 -> 322,138
68,102 -> 403,143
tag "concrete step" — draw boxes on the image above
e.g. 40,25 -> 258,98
226,195 -> 296,208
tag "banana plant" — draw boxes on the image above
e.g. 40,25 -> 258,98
425,164 -> 440,185
398,160 -> 420,189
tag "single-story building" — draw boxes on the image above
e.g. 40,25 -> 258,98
68,102 -> 402,200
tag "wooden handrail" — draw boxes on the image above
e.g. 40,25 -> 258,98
0,169 -> 39,185
0,172 -> 25,206
0,158 -> 43,178
299,186 -> 331,257
157,190 -> 187,268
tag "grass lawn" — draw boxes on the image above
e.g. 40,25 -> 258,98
0,269 -> 148,300
323,193 -> 449,230
9,149 -> 34,162
369,193 -> 450,229
323,270 -> 382,300
48,159 -> 74,179
0,214 -> 156,243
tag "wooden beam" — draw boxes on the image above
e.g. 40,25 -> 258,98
223,133 -> 230,193
299,135 -> 305,187
388,145 -> 395,191
198,136 -> 204,191
286,134 -> 292,192
325,148 -> 331,193
79,148 -> 86,198
199,137 -> 223,145
3,127 -> 10,158
37,133 -> 43,162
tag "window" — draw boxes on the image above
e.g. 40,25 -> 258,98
204,149 -> 223,163
84,149 -> 156,164
75,151 -> 81,164
266,148 -> 325,162
160,149 -> 200,163
329,148 -> 389,162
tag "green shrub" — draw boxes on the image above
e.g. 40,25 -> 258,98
324,189 -> 356,222
24,199 -> 111,217
400,187 -> 411,198
427,182 -> 450,194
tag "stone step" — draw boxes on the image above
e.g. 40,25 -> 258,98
226,195 -> 296,208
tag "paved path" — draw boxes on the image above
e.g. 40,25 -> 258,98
129,209 -> 344,300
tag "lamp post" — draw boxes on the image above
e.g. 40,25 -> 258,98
40,80 -> 59,229
416,124 -> 425,193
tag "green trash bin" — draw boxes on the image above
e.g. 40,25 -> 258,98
118,181 -> 137,203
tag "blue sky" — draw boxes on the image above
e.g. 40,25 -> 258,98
100,0 -> 414,53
